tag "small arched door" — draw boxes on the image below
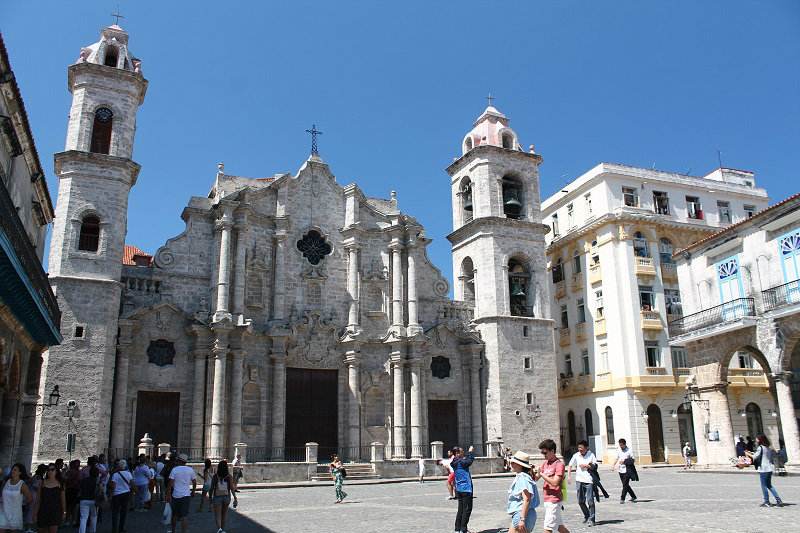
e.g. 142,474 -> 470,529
746,402 -> 763,438
677,403 -> 696,454
647,404 -> 665,462
585,408 -> 594,437
567,411 -> 577,447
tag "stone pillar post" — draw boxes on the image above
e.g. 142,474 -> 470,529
138,433 -> 154,457
407,237 -> 420,333
344,349 -> 361,452
346,243 -> 360,328
409,359 -> 423,458
110,320 -> 135,449
234,442 -> 248,463
391,347 -> 406,458
157,443 -> 170,457
229,349 -> 245,448
390,240 -> 404,328
209,332 -> 230,457
232,224 -> 248,315
272,231 -> 287,320
431,441 -> 444,460
774,372 -> 800,464
469,352 -> 483,448
305,442 -> 318,463
370,442 -> 385,462
214,208 -> 234,320
271,347 -> 287,452
701,383 -> 736,465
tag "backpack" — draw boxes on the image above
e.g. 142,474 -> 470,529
339,467 -> 347,479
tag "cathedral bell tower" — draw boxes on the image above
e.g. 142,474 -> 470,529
33,24 -> 147,461
446,105 -> 559,453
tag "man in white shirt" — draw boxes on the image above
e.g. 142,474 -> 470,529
167,453 -> 197,533
155,456 -> 166,502
567,440 -> 598,527
610,438 -> 637,504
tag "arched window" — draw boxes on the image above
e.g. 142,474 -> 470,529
502,176 -> 523,219
78,215 -> 100,251
104,45 -> 119,67
460,257 -> 475,302
585,408 -> 594,437
461,179 -> 473,223
502,132 -> 514,149
745,402 -> 763,438
567,410 -> 577,447
90,107 -> 113,154
573,250 -> 582,275
552,257 -> 564,283
242,383 -> 261,426
464,136 -> 473,154
605,406 -> 615,444
365,388 -> 385,426
659,238 -> 674,264
633,231 -> 649,258
509,258 -> 532,317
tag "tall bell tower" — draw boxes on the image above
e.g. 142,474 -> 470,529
33,24 -> 147,461
447,105 -> 559,452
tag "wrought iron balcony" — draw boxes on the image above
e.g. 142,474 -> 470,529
762,280 -> 800,312
0,178 -> 60,345
668,298 -> 755,338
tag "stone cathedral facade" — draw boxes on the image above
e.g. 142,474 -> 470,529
33,25 -> 558,463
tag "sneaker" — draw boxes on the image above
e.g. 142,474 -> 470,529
588,522 -> 596,528
583,518 -> 589,523
630,498 -> 637,503
775,500 -> 785,507
619,500 -> 625,504
759,502 -> 772,507
217,529 -> 223,533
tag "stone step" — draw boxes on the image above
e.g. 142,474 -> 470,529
312,463 -> 378,480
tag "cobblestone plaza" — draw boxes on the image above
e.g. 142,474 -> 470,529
119,469 -> 799,532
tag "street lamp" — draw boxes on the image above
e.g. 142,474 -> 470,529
46,385 -> 60,407
66,400 -> 77,418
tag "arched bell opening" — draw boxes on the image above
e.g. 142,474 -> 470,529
502,176 -> 524,220
508,258 -> 532,317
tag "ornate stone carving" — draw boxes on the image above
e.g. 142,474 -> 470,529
287,311 -> 340,364
153,247 -> 176,269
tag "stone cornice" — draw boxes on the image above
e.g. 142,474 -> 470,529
68,62 -> 148,104
446,145 -> 543,176
447,216 -> 549,245
54,150 -> 141,186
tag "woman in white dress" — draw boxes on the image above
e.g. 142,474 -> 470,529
0,463 -> 33,533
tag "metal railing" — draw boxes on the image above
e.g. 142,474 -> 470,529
762,280 -> 800,312
0,178 -> 60,341
668,298 -> 755,337
511,304 -> 534,317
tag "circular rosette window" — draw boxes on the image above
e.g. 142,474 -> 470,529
296,230 -> 332,265
431,356 -> 451,379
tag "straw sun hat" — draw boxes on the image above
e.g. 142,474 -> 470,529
509,451 -> 532,469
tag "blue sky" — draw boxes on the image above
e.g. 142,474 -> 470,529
3,0 -> 799,287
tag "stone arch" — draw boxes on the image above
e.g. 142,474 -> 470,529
460,256 -> 475,302
774,315 -> 800,372
500,172 -> 525,220
462,135 -> 474,155
103,44 -> 119,67
508,255 -> 533,317
459,176 -> 473,223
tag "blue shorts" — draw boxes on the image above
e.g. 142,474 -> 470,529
511,509 -> 537,530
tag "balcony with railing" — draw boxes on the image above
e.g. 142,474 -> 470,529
673,367 -> 692,384
728,368 -> 769,387
589,264 -> 602,284
668,298 -> 756,338
641,310 -> 663,331
575,322 -> 587,342
559,327 -> 571,346
0,178 -> 61,346
661,262 -> 678,281
555,280 -> 566,299
634,256 -> 657,276
594,316 -> 607,336
762,280 -> 800,312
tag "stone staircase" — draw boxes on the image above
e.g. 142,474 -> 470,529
311,463 -> 379,481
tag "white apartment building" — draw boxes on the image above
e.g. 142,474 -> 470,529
542,163 -> 771,463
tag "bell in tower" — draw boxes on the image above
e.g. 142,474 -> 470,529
503,182 -> 523,218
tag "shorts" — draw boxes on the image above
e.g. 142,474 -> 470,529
511,509 -> 537,530
448,472 -> 455,483
202,481 -> 212,491
543,501 -> 564,530
171,496 -> 191,518
213,494 -> 231,506
684,456 -> 692,465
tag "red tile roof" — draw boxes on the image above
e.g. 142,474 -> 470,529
674,191 -> 800,257
123,244 -> 153,266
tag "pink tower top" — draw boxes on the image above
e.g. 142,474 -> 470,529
461,106 -> 524,155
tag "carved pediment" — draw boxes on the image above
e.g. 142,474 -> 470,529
287,310 -> 340,364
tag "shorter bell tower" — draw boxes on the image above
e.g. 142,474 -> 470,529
33,24 -> 147,461
447,105 -> 559,453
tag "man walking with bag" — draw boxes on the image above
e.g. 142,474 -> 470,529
567,440 -> 597,527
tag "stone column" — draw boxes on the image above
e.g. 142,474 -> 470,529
774,372 -> 800,464
209,332 -> 229,456
701,383 -> 736,465
214,208 -> 234,320
110,320 -> 135,449
407,237 -> 420,333
391,346 -> 406,458
271,348 -> 287,452
232,225 -> 248,316
370,441 -> 385,462
409,359 -> 423,458
305,442 -> 319,463
346,243 -> 360,328
431,441 -> 444,460
344,349 -> 361,452
189,341 -> 208,452
469,352 -> 483,448
390,240 -> 404,328
272,232 -> 287,320
229,349 -> 245,448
